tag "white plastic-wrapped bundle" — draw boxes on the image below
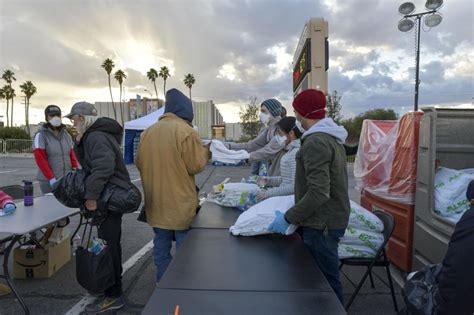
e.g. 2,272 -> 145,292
338,202 -> 385,259
229,195 -> 298,236
210,140 -> 249,165
434,167 -> 474,217
207,183 -> 260,208
348,201 -> 384,233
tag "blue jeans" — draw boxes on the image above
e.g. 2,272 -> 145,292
300,227 -> 345,304
153,228 -> 189,282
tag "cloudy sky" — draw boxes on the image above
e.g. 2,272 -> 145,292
0,0 -> 472,125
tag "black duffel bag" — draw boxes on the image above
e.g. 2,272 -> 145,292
53,169 -> 142,214
75,222 -> 115,294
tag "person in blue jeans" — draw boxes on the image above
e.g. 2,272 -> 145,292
136,89 -> 209,283
268,89 -> 350,304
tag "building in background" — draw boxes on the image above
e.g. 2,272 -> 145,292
224,123 -> 243,141
128,96 -> 164,120
192,100 -> 224,139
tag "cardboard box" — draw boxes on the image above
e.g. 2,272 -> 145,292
13,236 -> 71,279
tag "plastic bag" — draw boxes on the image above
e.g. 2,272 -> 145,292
53,169 -> 142,214
338,243 -> 380,259
210,140 -> 250,165
229,195 -> 298,236
403,264 -> 441,315
207,183 -> 260,208
340,226 -> 384,252
434,167 -> 474,217
348,201 -> 384,232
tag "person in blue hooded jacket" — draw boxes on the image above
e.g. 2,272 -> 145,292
136,89 -> 210,282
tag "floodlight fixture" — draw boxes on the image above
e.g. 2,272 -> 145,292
425,0 -> 443,10
398,18 -> 415,32
399,2 -> 416,15
424,13 -> 443,27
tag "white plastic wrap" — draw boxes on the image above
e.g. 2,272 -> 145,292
210,140 -> 249,165
229,195 -> 298,236
207,183 -> 260,208
354,112 -> 423,204
434,167 -> 474,217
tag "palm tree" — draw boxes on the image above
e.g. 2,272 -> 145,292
101,58 -> 117,120
3,85 -> 15,127
159,66 -> 171,101
114,70 -> 127,126
20,81 -> 37,135
0,87 -> 5,124
2,70 -> 16,126
183,73 -> 196,100
146,68 -> 159,101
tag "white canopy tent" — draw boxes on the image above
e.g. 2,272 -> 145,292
124,107 -> 165,130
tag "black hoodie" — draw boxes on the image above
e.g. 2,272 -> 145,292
75,117 -> 131,200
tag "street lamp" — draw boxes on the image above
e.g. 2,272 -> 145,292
143,89 -> 153,99
397,0 -> 443,111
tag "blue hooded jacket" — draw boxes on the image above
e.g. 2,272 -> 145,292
164,88 -> 194,123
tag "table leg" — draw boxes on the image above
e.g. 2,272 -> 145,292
2,235 -> 30,315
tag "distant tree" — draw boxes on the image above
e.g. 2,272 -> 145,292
147,68 -> 159,101
114,70 -> 127,126
326,90 -> 343,124
239,96 -> 263,139
159,66 -> 170,100
2,70 -> 16,126
2,85 -> 15,127
341,108 -> 398,143
19,81 -> 37,135
101,58 -> 116,120
183,73 -> 195,100
0,87 -> 5,125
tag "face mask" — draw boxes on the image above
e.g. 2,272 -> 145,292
295,120 -> 306,133
275,134 -> 287,146
49,116 -> 62,127
259,112 -> 270,125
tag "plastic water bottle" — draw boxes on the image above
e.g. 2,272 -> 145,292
259,164 -> 268,177
23,180 -> 34,206
72,234 -> 81,255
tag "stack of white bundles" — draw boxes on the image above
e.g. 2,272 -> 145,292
338,201 -> 385,259
229,195 -> 298,236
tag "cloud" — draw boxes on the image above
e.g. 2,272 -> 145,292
0,0 -> 471,126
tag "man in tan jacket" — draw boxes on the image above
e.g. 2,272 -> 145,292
136,88 -> 209,282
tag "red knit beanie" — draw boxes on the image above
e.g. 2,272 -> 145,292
292,89 -> 326,119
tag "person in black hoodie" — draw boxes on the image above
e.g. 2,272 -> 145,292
65,101 -> 130,313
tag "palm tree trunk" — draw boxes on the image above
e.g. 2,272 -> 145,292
108,75 -> 117,120
119,84 -> 124,126
25,97 -> 30,136
189,88 -> 192,101
5,99 -> 9,127
153,81 -> 159,108
163,80 -> 166,101
10,93 -> 14,127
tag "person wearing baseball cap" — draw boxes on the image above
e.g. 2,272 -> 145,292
33,104 -> 79,194
67,101 -> 131,312
228,98 -> 286,176
268,88 -> 350,304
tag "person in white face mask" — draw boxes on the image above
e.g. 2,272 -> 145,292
255,117 -> 302,201
228,98 -> 286,176
33,105 -> 79,194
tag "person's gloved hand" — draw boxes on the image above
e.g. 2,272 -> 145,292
49,178 -> 57,186
268,211 -> 290,234
256,191 -> 267,202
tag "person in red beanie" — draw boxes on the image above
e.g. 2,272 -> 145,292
268,88 -> 350,304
